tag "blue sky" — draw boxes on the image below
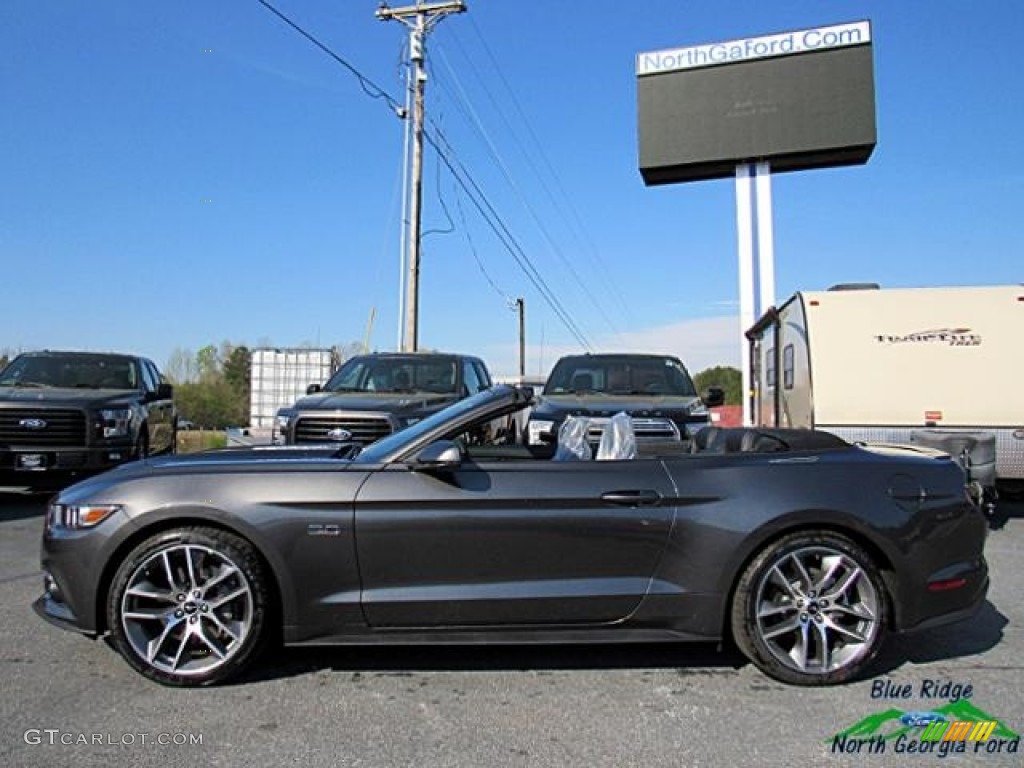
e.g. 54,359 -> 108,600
2,1 -> 1021,378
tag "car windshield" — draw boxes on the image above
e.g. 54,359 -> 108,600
355,386 -> 517,464
323,357 -> 457,395
543,356 -> 698,397
0,354 -> 138,390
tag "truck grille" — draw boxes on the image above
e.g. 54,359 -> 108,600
294,413 -> 395,445
0,408 -> 88,447
586,417 -> 681,442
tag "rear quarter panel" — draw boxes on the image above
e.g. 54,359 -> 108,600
646,447 -> 981,636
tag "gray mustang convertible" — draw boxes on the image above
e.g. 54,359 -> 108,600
35,384 -> 988,687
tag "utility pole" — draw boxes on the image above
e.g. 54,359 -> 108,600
376,1 -> 467,352
514,297 -> 525,378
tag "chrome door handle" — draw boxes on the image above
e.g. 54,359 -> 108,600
600,490 -> 662,506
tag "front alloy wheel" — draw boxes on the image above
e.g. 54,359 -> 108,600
731,531 -> 887,685
108,527 -> 269,686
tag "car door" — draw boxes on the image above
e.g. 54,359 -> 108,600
140,360 -> 172,452
353,455 -> 677,627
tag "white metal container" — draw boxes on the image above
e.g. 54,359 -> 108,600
249,348 -> 338,429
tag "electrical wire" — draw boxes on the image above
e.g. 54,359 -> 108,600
425,127 -> 593,351
255,0 -> 592,350
459,16 -> 639,327
421,115 -> 457,240
432,42 -> 622,337
454,187 -> 513,303
255,0 -> 403,113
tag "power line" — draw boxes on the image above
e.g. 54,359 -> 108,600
453,187 -> 513,303
255,0 -> 402,113
459,16 -> 640,328
432,42 -> 622,337
424,127 -> 593,351
254,0 -> 591,350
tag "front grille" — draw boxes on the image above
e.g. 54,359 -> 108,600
585,416 -> 681,442
294,413 -> 395,445
0,408 -> 88,447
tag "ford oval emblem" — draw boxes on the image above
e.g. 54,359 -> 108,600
19,418 -> 48,430
325,427 -> 353,442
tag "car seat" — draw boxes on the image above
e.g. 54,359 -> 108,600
392,370 -> 411,390
569,372 -> 593,392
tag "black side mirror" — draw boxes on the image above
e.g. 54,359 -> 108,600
415,440 -> 462,470
306,383 -> 322,395
704,386 -> 725,408
157,382 -> 173,400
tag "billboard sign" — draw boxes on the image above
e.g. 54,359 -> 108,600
637,20 -> 876,185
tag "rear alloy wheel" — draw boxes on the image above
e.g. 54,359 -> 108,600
731,531 -> 887,686
107,527 -> 269,686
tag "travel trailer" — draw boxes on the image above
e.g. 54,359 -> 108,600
746,284 -> 1023,488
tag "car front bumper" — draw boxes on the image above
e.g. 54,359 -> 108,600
0,444 -> 134,492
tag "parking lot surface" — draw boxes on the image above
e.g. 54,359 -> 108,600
2,496 -> 1021,767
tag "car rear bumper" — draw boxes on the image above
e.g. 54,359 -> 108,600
895,556 -> 989,633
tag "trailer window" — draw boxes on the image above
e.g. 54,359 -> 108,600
783,344 -> 795,390
765,347 -> 776,388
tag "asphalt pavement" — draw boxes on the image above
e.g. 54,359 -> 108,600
1,495 -> 1021,768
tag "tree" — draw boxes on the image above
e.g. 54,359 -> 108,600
694,365 -> 742,405
170,341 -> 250,427
174,378 -> 243,429
196,345 -> 221,381
165,347 -> 198,384
0,346 -> 22,371
222,344 -> 251,395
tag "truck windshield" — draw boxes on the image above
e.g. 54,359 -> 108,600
323,357 -> 458,395
0,355 -> 138,390
544,356 -> 698,397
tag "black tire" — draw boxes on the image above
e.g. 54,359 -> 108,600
107,526 -> 270,686
135,429 -> 149,460
730,530 -> 888,686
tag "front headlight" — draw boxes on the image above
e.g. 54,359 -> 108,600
275,413 -> 291,432
527,420 -> 555,445
99,408 -> 133,438
47,503 -> 122,531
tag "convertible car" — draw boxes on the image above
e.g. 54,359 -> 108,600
34,385 -> 988,687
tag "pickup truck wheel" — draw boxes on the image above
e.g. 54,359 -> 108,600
135,431 -> 149,460
107,527 -> 269,686
730,531 -> 888,686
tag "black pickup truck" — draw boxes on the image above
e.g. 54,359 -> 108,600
275,352 -> 494,445
0,351 -> 176,493
524,353 -> 724,447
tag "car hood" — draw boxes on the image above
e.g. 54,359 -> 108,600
142,446 -> 353,475
293,391 -> 457,416
532,393 -> 705,421
0,386 -> 139,407
55,445 -> 359,504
